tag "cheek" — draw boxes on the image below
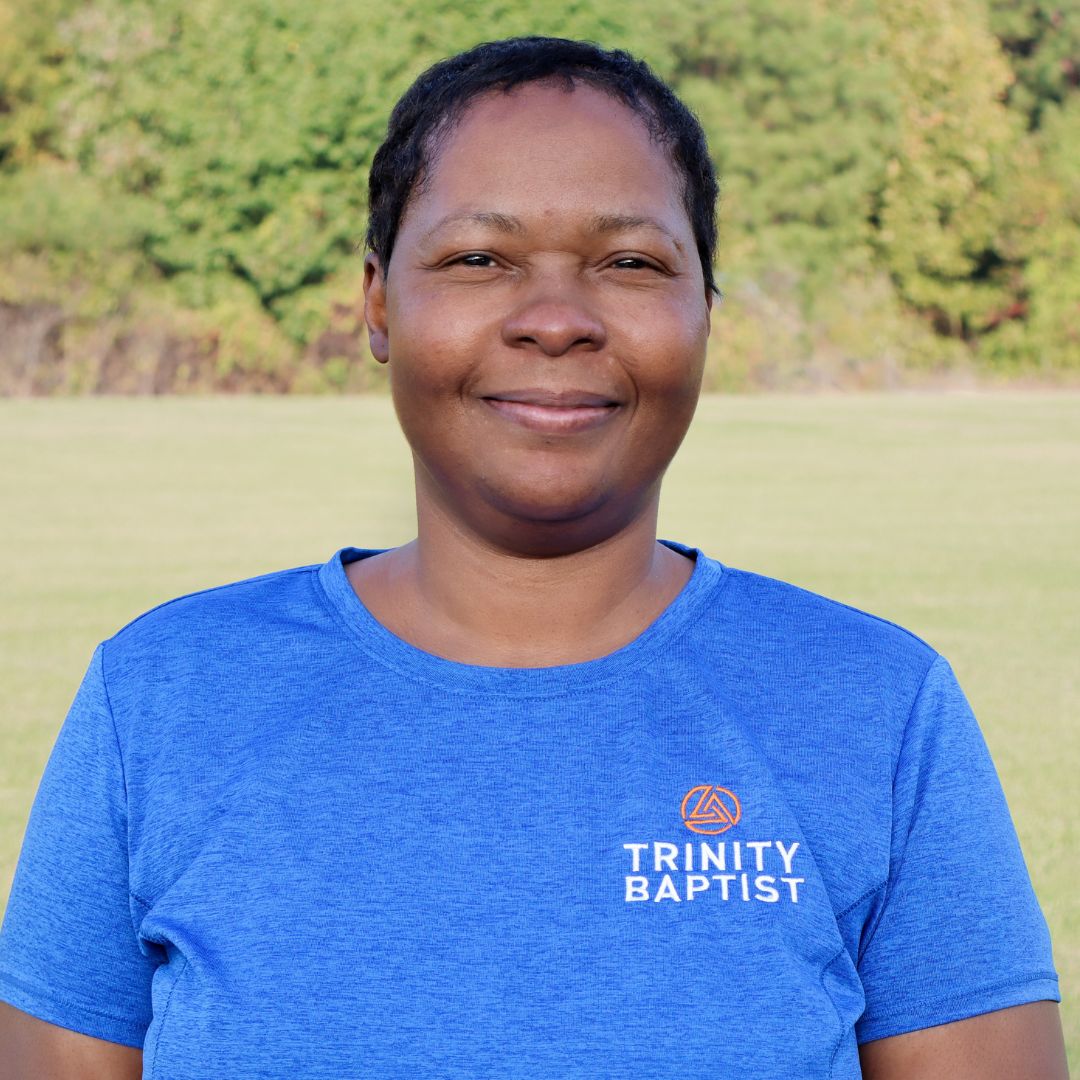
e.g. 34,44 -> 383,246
386,289 -> 492,399
384,298 -> 494,474
621,301 -> 709,406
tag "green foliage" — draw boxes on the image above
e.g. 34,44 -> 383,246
0,164 -> 158,257
874,0 -> 1023,336
48,1 -> 384,307
984,97 -> 1080,370
669,0 -> 899,292
0,0 -> 1078,391
0,0 -> 80,170
988,0 -> 1080,130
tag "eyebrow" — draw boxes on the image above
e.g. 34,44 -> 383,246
419,210 -> 684,251
588,213 -> 682,250
419,211 -> 524,244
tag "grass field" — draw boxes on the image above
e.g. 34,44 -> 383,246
1,392 -> 1077,1063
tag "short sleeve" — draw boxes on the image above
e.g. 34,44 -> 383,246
0,642 -> 155,1047
855,654 -> 1060,1043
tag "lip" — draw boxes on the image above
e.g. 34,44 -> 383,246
481,388 -> 622,434
484,388 -> 620,407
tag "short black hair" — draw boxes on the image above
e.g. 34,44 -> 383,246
366,36 -> 719,294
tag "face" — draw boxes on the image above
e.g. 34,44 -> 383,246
364,81 -> 712,554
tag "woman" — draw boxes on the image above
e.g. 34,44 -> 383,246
0,36 -> 1067,1079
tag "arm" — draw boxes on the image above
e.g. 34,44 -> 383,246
854,658 -> 1062,1062
859,1001 -> 1069,1080
0,645 -> 155,1072
0,1001 -> 142,1080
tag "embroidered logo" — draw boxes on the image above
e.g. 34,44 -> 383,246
620,785 -> 805,904
681,784 -> 741,834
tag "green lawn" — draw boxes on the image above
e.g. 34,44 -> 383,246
1,392 -> 1077,1063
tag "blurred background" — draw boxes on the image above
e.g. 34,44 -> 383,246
1,0 -> 1079,394
1,0 -> 1078,1066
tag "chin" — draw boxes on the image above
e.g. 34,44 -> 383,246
472,474 -> 657,556
481,472 -> 613,524
485,514 -> 624,558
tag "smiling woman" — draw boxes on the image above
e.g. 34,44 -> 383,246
361,74 -> 710,582
0,36 -> 1068,1080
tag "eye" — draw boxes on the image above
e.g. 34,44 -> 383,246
610,256 -> 661,272
453,253 -> 497,268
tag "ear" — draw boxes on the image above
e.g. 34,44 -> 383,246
703,284 -> 716,335
363,253 -> 390,364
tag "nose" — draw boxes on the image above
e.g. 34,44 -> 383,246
501,285 -> 606,357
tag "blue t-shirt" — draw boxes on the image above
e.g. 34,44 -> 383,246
0,542 -> 1060,1078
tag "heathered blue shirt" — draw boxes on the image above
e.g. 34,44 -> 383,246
0,542 -> 1060,1078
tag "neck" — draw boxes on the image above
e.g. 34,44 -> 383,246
347,485 -> 694,667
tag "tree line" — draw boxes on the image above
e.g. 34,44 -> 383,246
0,0 -> 1077,393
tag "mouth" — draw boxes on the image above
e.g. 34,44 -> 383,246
480,389 -> 622,435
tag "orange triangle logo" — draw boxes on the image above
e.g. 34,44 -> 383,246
681,785 -> 742,834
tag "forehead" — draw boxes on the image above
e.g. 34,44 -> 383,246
399,82 -> 688,240
446,79 -> 656,147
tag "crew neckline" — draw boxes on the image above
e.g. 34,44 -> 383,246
315,539 -> 728,697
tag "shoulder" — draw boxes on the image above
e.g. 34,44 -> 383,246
106,560 -> 321,643
682,555 -> 945,773
682,558 -> 966,922
97,558 -> 327,708
704,558 -> 937,673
